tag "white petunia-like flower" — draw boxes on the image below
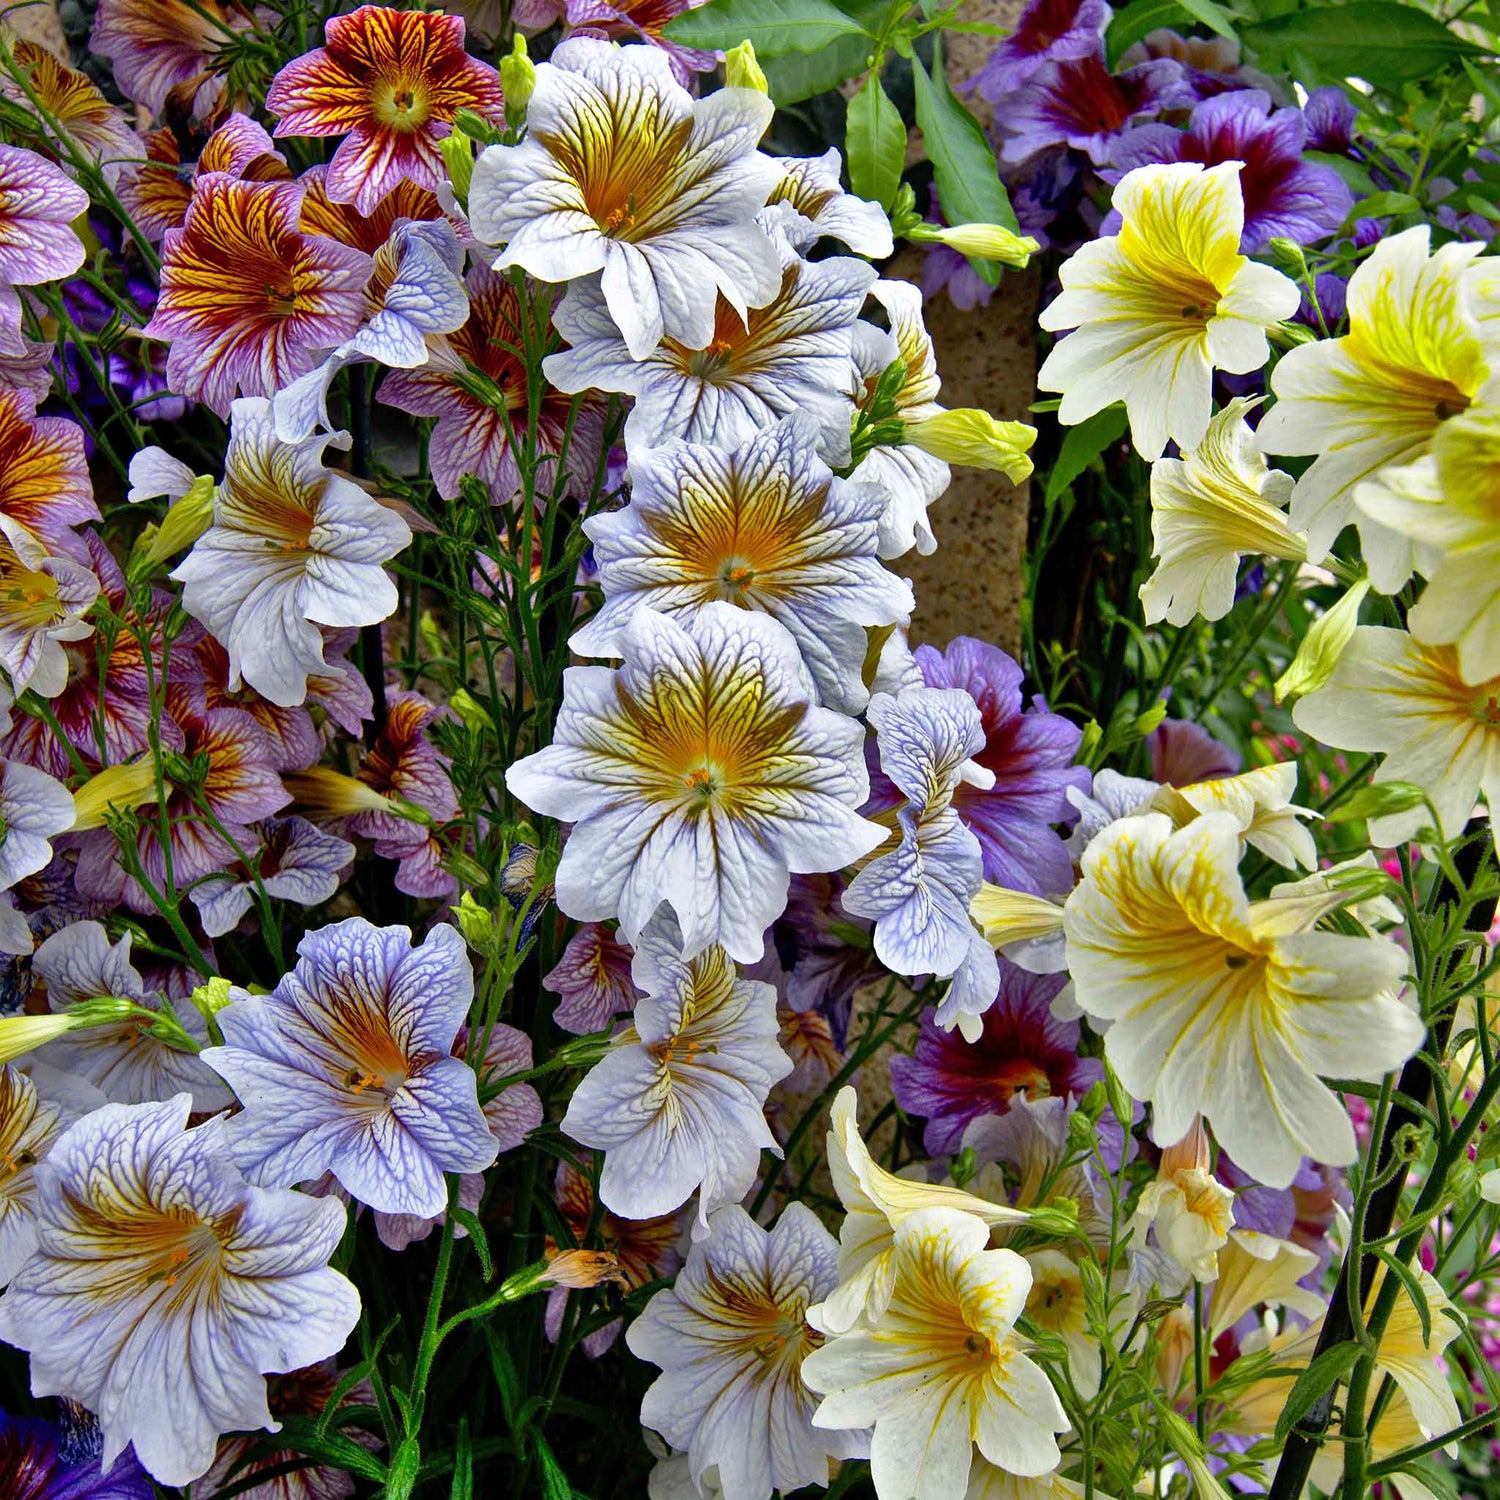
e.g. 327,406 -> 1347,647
1152,761 -> 1318,871
0,757 -> 72,891
469,37 -> 782,360
1133,1117 -> 1235,1282
627,1202 -> 865,1500
1038,162 -> 1299,461
844,687 -> 1002,1038
0,1094 -> 360,1487
172,397 -> 412,708
560,907 -> 790,1227
804,1206 -> 1070,1500
1064,810 -> 1419,1188
544,232 -> 875,461
1293,626 -> 1500,846
572,413 -> 913,713
190,814 -> 355,939
765,149 -> 894,258
1257,226 -> 1497,591
1140,397 -> 1305,626
506,604 -> 884,964
0,530 -> 98,700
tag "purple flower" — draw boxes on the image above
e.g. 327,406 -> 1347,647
1147,718 -> 1241,785
190,815 -> 355,938
204,918 -> 499,1218
1116,29 -> 1273,99
564,0 -> 718,86
0,1408 -> 153,1499
969,0 -> 1112,100
911,638 -> 1088,897
544,923 -> 637,1035
1302,85 -> 1359,153
1216,1152 -> 1296,1238
890,961 -> 1100,1155
1104,91 -> 1353,251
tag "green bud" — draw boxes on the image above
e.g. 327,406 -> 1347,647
1067,1107 -> 1097,1155
1078,1080 -> 1107,1122
905,219 -> 1040,268
1326,780 -> 1429,825
1026,1200 -> 1078,1238
950,1145 -> 977,1190
1274,576 -> 1371,703
1103,1060 -> 1134,1132
724,40 -> 768,93
1130,698 -> 1169,740
448,687 -> 495,735
501,34 -> 536,126
454,891 -> 504,959
1266,237 -> 1309,277
904,409 -> 1036,481
439,127 -> 474,210
189,976 -> 234,1020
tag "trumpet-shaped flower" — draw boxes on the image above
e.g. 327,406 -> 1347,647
1206,1229 -> 1324,1342
203,918 -> 498,1219
1292,627 -> 1500,846
1064,810 -> 1419,1187
628,1203 -> 863,1500
0,390 -> 98,560
470,37 -> 782,361
171,397 -> 411,707
1038,162 -> 1299,460
1257,226 -> 1497,590
266,6 -> 503,216
804,1207 -> 1069,1499
144,175 -> 373,417
766,149 -> 894,259
1133,1118 -> 1235,1281
969,0 -> 1113,96
573,413 -> 912,713
1152,761 -> 1318,870
90,0 -> 254,115
0,1095 -> 360,1487
1140,398 -> 1304,625
0,533 -> 99,699
191,815 -> 355,939
543,923 -> 637,1035
544,236 -> 873,461
506,604 -> 883,964
1022,1248 -> 1111,1398
0,759 -> 72,892
560,908 -> 790,1226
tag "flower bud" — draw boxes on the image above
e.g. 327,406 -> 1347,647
190,976 -> 235,1021
448,687 -> 495,735
906,220 -> 1039,268
541,1249 -> 627,1289
904,410 -> 1036,482
69,760 -> 159,831
439,127 -> 475,210
724,40 -> 769,94
139,474 -> 215,567
1325,780 -> 1429,825
283,767 -> 417,821
454,891 -> 503,959
1274,575 -> 1371,703
501,34 -> 536,125
0,1011 -> 79,1063
1481,1167 -> 1500,1204
969,884 -> 1065,948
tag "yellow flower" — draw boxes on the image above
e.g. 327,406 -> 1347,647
911,221 -> 1039,268
1038,162 -> 1299,461
1133,1117 -> 1235,1282
1207,1229 -> 1325,1343
68,760 -> 158,831
1151,761 -> 1317,871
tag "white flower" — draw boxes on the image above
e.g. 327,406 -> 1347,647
0,1064 -> 67,1285
0,530 -> 97,700
470,37 -> 781,360
1133,1118 -> 1234,1282
0,1094 -> 360,1487
766,149 -> 893,258
1152,761 -> 1318,871
0,758 -> 72,890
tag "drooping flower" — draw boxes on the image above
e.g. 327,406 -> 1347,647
1038,162 -> 1300,461
267,6 -> 503,217
804,1207 -> 1070,1499
544,923 -> 637,1035
573,413 -> 912,713
1,43 -> 141,188
90,0 -> 254,115
1292,627 -> 1500,846
144,175 -> 373,417
191,815 -> 355,939
559,908 -> 790,1226
890,962 -> 1096,1155
1256,226 -> 1497,590
968,0 -> 1113,98
565,0 -> 719,86
1064,810 -> 1419,1187
0,760 -> 72,892
0,390 -> 98,560
0,1094 -> 360,1487
628,1203 -> 863,1500
1133,1117 -> 1236,1281
0,144 -> 89,350
172,397 -> 411,707
0,533 -> 99,700
203,918 -> 498,1219
469,37 -> 782,361
0,1407 -> 153,1500
765,149 -> 894,259
506,604 -> 883,964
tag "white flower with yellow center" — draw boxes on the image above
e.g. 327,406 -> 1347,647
172,397 -> 411,708
1140,398 -> 1305,626
506,604 -> 884,963
966,1465 -> 1110,1500
1293,626 -> 1500,846
1207,1229 -> 1326,1343
1022,1248 -> 1110,1398
0,529 -> 97,700
0,1094 -> 360,1487
1065,810 -> 1418,1188
1151,761 -> 1318,871
0,1064 -> 66,1285
804,1206 -> 1069,1499
469,37 -> 781,360
1257,226 -> 1497,590
1133,1118 -> 1235,1283
766,150 -> 893,258
1357,399 -> 1500,685
1038,162 -> 1299,461
572,413 -> 913,714
627,1202 -> 865,1500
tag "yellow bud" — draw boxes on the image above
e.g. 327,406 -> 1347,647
69,760 -> 159,831
905,410 -> 1037,482
911,221 -> 1039,267
439,127 -> 475,208
190,976 -> 235,1019
141,475 -> 215,566
283,767 -> 403,819
501,34 -> 536,122
448,688 -> 495,734
1274,576 -> 1371,704
969,884 -> 1065,947
541,1249 -> 627,1289
0,1011 -> 78,1063
724,40 -> 769,94
454,891 -> 502,958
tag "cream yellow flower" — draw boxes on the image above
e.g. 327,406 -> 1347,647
1022,1247 -> 1112,1398
1207,1229 -> 1324,1343
1133,1117 -> 1235,1282
1038,162 -> 1299,461
1151,761 -> 1318,871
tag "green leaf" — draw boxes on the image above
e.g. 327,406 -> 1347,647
532,1430 -> 575,1500
1240,3 -> 1485,89
910,39 -> 1017,286
846,71 -> 905,209
1304,148 -> 1376,196
762,35 -> 873,101
450,1421 -> 475,1500
1346,189 -> 1420,224
1044,404 -> 1129,503
1372,1248 -> 1432,1345
1107,0 -> 1207,64
451,1205 -> 494,1279
275,1416 -> 388,1484
1272,1341 -> 1364,1444
663,0 -> 871,56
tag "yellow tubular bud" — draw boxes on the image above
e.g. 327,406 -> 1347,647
69,760 -> 159,831
924,221 -> 1039,267
283,767 -> 407,820
143,475 -> 215,565
724,41 -> 769,94
439,127 -> 475,207
969,884 -> 1066,947
0,1011 -> 78,1063
905,410 -> 1037,482
1273,575 -> 1372,704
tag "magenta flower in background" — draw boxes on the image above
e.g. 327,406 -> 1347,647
564,0 -> 718,86
545,923 -> 638,1035
0,1407 -> 153,1499
1147,717 -> 1241,785
969,0 -> 1112,100
0,146 -> 88,353
889,961 -> 1099,1155
911,638 -> 1088,897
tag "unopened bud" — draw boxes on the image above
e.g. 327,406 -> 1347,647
724,40 -> 769,93
906,220 -> 1039,268
454,891 -> 503,959
500,35 -> 536,125
0,1010 -> 79,1062
189,977 -> 235,1022
448,687 -> 494,735
969,884 -> 1065,948
1275,576 -> 1371,703
542,1249 -> 626,1289
950,1145 -> 977,1190
69,760 -> 158,831
1326,780 -> 1428,825
1026,1201 -> 1078,1238
904,410 -> 1036,481
283,767 -> 410,820
439,128 -> 475,209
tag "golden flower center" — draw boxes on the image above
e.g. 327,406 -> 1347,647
372,77 -> 433,131
1469,681 -> 1500,728
0,557 -> 62,628
993,1060 -> 1051,1105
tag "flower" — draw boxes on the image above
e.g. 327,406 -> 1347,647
565,0 -> 719,87
968,0 -> 1113,98
0,760 -> 72,891
543,923 -> 637,1034
1,43 -> 142,188
506,604 -> 883,964
203,918 -> 499,1218
470,37 -> 782,361
1064,810 -> 1419,1187
90,0 -> 253,115
1152,761 -> 1317,871
0,535 -> 99,701
266,6 -> 503,217
0,145 -> 88,349
1022,1248 -> 1117,1399
804,1207 -> 1069,1499
191,816 -> 355,939
1133,1117 -> 1235,1281
1148,717 -> 1240,785
1038,162 -> 1300,461
573,413 -> 913,714
0,1094 -> 360,1487
765,149 -> 894,259
0,390 -> 98,560
0,1408 -> 153,1499
1140,398 -> 1305,625
1105,91 -> 1352,252
628,1203 -> 863,1500
559,907 -> 790,1226
890,962 -> 1097,1155
172,398 -> 411,707
1256,226 -> 1496,590
1292,627 -> 1500,846
0,1065 -> 71,1287
144,175 -> 373,417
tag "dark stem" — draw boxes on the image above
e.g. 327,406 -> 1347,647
349,366 -> 387,745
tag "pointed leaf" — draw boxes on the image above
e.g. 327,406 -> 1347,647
846,71 -> 906,210
664,0 -> 871,56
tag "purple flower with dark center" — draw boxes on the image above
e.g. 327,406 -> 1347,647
0,1405 -> 153,1498
1116,29 -> 1275,99
1147,718 -> 1240,785
1303,85 -> 1359,154
890,961 -> 1100,1155
969,0 -> 1112,100
1104,91 -> 1353,251
908,638 -> 1088,897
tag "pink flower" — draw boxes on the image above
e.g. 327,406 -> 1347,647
0,145 -> 88,349
91,0 -> 258,115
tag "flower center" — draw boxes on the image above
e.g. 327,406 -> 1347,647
717,560 -> 757,597
372,77 -> 432,131
343,1065 -> 407,1098
992,1059 -> 1051,1105
136,1214 -> 226,1293
683,764 -> 721,802
1469,682 -> 1500,728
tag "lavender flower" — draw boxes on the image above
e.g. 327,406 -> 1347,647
969,0 -> 1113,99
544,923 -> 638,1035
190,816 -> 355,938
0,761 -> 72,892
0,1408 -> 152,1499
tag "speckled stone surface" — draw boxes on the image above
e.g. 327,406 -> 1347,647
4,0 -> 67,57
